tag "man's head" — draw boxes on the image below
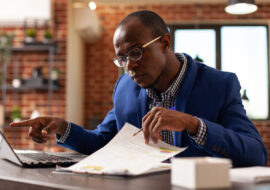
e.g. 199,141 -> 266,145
113,10 -> 178,92
118,10 -> 169,39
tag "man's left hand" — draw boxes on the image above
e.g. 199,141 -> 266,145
142,107 -> 199,144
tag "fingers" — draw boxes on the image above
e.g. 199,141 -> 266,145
10,116 -> 64,144
11,117 -> 54,144
143,106 -> 181,144
142,108 -> 156,144
29,126 -> 49,144
148,118 -> 159,144
10,118 -> 37,127
142,113 -> 153,144
143,107 -> 163,144
149,117 -> 164,144
153,122 -> 163,140
10,116 -> 52,128
42,121 -> 57,136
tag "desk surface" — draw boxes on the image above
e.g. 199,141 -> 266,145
0,159 -> 270,190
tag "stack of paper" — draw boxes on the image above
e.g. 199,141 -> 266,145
230,167 -> 270,183
57,123 -> 186,176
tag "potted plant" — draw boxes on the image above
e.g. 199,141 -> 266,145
0,32 -> 13,61
50,68 -> 60,80
0,32 -> 14,84
10,106 -> 22,122
50,68 -> 60,87
25,28 -> 36,43
43,30 -> 53,43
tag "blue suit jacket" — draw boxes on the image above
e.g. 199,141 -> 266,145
59,53 -> 267,167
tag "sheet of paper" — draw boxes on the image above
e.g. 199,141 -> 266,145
65,123 -> 186,176
230,167 -> 270,183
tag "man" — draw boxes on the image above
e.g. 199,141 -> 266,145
11,10 -> 267,167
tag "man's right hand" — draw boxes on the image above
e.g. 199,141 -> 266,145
10,116 -> 67,144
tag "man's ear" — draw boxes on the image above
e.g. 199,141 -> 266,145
160,34 -> 171,52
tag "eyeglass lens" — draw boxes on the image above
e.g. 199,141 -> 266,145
113,36 -> 161,67
115,48 -> 142,67
128,48 -> 142,62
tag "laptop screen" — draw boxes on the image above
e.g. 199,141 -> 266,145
0,131 -> 22,166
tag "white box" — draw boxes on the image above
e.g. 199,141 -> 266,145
171,157 -> 232,189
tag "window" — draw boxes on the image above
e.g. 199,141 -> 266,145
0,0 -> 51,26
174,29 -> 216,68
171,24 -> 269,120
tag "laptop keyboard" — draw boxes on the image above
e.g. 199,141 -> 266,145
19,152 -> 73,162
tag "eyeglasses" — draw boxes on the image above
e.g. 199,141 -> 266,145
113,36 -> 162,67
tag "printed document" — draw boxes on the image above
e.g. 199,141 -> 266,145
58,123 -> 186,176
230,167 -> 270,183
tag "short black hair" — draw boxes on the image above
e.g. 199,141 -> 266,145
118,10 -> 169,37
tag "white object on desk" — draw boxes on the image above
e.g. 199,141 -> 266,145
171,157 -> 232,189
230,166 -> 270,183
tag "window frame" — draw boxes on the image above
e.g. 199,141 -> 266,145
169,24 -> 270,121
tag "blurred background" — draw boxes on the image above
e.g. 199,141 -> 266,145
0,0 -> 270,163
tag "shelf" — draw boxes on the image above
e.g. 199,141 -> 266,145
2,84 -> 59,91
11,43 -> 57,52
1,40 -> 58,131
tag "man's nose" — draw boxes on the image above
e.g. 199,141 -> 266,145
125,58 -> 139,71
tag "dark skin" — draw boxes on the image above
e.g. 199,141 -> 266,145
10,116 -> 66,143
113,18 -> 199,144
10,17 -> 199,145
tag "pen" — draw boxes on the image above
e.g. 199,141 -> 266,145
132,106 -> 175,136
133,128 -> 143,136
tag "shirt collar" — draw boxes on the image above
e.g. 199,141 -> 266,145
146,53 -> 187,101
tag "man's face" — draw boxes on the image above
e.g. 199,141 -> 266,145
113,19 -> 166,89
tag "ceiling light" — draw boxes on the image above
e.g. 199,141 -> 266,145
89,1 -> 96,10
225,0 -> 258,15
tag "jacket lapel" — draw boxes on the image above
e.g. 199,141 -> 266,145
137,88 -> 148,129
174,54 -> 199,147
135,54 -> 199,147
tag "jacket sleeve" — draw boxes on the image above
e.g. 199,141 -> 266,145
201,74 -> 267,167
57,75 -> 124,155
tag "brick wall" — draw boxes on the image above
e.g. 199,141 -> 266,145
2,1 -> 270,164
85,3 -> 270,164
2,0 -> 67,152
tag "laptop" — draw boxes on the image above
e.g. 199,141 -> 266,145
0,130 -> 85,167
